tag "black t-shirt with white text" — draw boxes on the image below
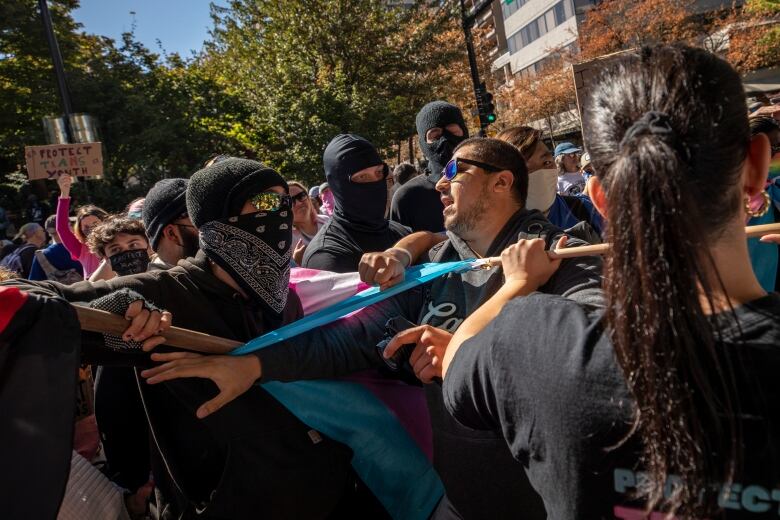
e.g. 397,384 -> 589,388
444,292 -> 780,519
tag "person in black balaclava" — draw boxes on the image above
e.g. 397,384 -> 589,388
302,134 -> 410,273
389,101 -> 468,233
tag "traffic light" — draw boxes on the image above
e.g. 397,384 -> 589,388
476,82 -> 497,127
483,91 -> 496,124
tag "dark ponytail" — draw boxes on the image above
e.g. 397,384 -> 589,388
584,45 -> 749,515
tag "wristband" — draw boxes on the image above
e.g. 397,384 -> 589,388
388,247 -> 413,268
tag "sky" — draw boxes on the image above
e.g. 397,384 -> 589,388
72,0 -> 227,57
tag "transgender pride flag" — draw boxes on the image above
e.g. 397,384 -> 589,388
250,267 -> 454,520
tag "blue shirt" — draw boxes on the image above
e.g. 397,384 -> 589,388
547,194 -> 604,235
28,242 -> 84,281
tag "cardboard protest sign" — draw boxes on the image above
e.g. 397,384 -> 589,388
572,49 -> 633,137
24,143 -> 103,180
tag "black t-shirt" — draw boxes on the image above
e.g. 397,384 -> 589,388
302,216 -> 410,273
444,292 -> 780,519
389,173 -> 444,233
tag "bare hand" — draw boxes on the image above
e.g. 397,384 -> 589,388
292,239 -> 306,265
760,234 -> 780,245
501,236 -> 565,289
57,173 -> 73,198
123,300 -> 172,351
383,325 -> 452,383
359,249 -> 407,290
141,352 -> 262,419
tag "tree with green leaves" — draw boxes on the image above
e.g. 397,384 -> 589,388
204,0 -> 460,186
0,0 -> 250,215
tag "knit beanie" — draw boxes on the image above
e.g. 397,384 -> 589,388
186,158 -> 288,228
142,178 -> 189,250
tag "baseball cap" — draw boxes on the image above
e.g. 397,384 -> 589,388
553,142 -> 582,157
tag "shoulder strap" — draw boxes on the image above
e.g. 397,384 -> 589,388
34,250 -> 57,276
561,195 -> 592,224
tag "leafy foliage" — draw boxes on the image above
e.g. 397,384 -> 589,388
204,0 -> 460,186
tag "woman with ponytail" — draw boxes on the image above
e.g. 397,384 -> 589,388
440,45 -> 780,518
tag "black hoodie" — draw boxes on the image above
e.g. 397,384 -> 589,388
303,134 -> 409,273
2,252 -> 353,519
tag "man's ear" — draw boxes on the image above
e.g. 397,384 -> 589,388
743,132 -> 771,197
493,170 -> 515,194
588,176 -> 608,219
162,223 -> 179,243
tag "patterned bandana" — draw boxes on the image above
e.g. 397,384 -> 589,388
199,203 -> 293,318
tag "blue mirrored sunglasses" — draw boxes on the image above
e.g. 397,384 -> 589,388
442,157 -> 504,181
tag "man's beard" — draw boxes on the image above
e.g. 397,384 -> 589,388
179,226 -> 201,259
445,184 -> 489,238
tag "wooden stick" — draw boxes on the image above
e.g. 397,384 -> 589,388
480,222 -> 780,265
73,305 -> 241,354
72,222 -> 780,354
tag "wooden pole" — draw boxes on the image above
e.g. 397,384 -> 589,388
73,306 -> 241,354
72,222 -> 780,354
479,222 -> 780,265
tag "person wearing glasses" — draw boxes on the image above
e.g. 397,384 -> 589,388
287,180 -> 329,265
3,158 -> 355,518
300,133 -> 410,273
142,178 -> 200,270
553,141 -> 586,196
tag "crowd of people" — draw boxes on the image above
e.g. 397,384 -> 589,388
1,44 -> 780,520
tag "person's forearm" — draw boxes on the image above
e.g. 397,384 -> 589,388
257,289 -> 422,382
56,197 -> 82,257
390,231 -> 446,266
442,280 -> 534,378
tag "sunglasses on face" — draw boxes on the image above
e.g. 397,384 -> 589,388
772,144 -> 780,156
247,192 -> 292,212
442,157 -> 503,181
291,191 -> 309,204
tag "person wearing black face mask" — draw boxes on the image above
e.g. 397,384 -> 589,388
390,101 -> 469,233
86,217 -> 152,277
302,133 -> 411,273
3,158 -> 354,519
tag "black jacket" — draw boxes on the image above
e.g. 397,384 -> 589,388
3,251 -> 353,519
389,174 -> 444,233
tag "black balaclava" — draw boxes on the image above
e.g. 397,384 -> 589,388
323,134 -> 387,233
416,101 -> 469,182
187,158 -> 292,321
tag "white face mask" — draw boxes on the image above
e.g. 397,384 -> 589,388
525,168 -> 558,212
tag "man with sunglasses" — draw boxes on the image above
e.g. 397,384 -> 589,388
142,178 -> 200,269
301,133 -> 410,273
3,158 -> 355,518
147,140 -> 604,519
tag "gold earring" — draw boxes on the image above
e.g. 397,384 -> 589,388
745,190 -> 772,218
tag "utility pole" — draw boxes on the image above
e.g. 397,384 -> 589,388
459,0 -> 494,136
38,0 -> 90,201
39,0 -> 73,141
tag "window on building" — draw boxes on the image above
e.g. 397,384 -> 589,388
506,1 -> 573,55
553,2 -> 566,25
501,0 -> 528,20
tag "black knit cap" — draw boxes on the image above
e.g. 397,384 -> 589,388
142,178 -> 189,250
186,158 -> 288,228
415,100 -> 467,140
323,134 -> 383,180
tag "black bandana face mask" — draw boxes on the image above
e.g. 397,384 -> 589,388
109,249 -> 150,277
198,203 -> 293,318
